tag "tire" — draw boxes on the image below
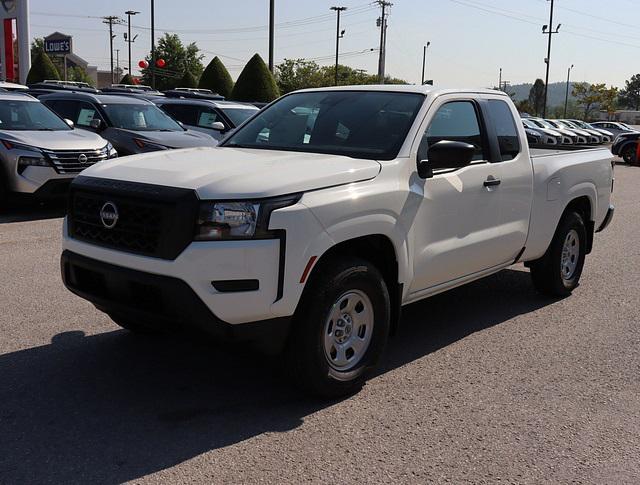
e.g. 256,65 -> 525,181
530,211 -> 587,297
0,171 -> 8,210
109,313 -> 162,334
284,257 -> 391,398
621,144 -> 638,165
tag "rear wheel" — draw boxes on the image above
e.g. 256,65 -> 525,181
621,144 -> 638,165
284,257 -> 390,397
530,211 -> 587,297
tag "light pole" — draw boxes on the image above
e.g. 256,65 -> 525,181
331,6 -> 347,86
269,0 -> 275,73
151,0 -> 156,88
564,64 -> 574,118
125,10 -> 139,80
421,41 -> 430,85
542,0 -> 560,118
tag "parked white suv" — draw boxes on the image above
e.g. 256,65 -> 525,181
0,93 -> 116,205
61,86 -> 614,396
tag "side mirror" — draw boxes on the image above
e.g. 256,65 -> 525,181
89,118 -> 103,131
418,140 -> 476,179
64,118 -> 74,128
211,121 -> 225,131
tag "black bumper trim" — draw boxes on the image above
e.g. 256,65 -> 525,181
32,178 -> 73,198
596,204 -> 615,233
61,250 -> 291,353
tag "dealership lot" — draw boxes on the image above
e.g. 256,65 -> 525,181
0,164 -> 638,483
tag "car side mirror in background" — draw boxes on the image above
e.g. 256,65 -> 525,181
89,119 -> 102,131
211,121 -> 225,131
64,118 -> 74,128
418,140 -> 476,179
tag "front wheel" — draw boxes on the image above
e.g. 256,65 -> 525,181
284,257 -> 391,398
530,211 -> 587,297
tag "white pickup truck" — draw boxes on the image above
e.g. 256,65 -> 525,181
60,86 -> 614,396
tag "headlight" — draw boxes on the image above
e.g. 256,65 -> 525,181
106,142 -> 118,159
196,201 -> 260,240
194,195 -> 301,241
133,138 -> 169,151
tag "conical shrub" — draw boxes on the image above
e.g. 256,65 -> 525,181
26,51 -> 60,84
230,54 -> 279,103
179,70 -> 198,88
119,73 -> 134,84
199,56 -> 234,98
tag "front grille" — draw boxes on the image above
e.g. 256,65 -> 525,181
44,148 -> 108,174
67,176 -> 199,260
71,192 -> 164,255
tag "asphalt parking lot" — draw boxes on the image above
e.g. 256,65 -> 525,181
0,164 -> 638,484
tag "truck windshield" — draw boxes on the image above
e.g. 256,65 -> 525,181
102,103 -> 183,131
0,100 -> 71,131
221,91 -> 425,160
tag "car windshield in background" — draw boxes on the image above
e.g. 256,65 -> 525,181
102,103 -> 183,131
0,100 -> 70,131
223,108 -> 259,126
222,91 -> 425,160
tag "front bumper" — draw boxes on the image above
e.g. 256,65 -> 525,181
61,250 -> 291,352
596,204 -> 615,232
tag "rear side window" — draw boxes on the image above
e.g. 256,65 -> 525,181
45,100 -> 79,121
197,108 -> 222,128
487,99 -> 520,161
419,101 -> 486,162
75,102 -> 103,127
160,104 -> 198,126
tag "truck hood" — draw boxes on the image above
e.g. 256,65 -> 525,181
114,128 -> 218,148
81,146 -> 382,198
0,129 -> 107,150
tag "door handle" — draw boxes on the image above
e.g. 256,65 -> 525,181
484,176 -> 501,187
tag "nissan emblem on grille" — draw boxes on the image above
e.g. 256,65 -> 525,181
78,153 -> 88,164
99,202 -> 119,229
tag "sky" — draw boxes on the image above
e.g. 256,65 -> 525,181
28,0 -> 640,88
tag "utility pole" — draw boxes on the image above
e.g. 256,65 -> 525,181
499,68 -> 502,91
542,0 -> 560,118
125,10 -> 139,80
421,41 -> 430,85
269,0 -> 275,73
115,49 -> 120,82
564,64 -> 574,118
331,6 -> 347,86
151,0 -> 156,88
376,1 -> 392,84
102,16 -> 123,85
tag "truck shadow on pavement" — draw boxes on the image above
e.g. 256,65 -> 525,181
0,267 -> 556,483
0,198 -> 66,224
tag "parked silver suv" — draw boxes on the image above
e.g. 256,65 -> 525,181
0,93 -> 116,205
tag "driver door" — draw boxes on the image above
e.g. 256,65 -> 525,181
409,98 -> 507,294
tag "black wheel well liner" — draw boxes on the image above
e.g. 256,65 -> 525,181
304,234 -> 402,334
564,196 -> 594,254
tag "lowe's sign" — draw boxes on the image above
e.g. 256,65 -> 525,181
44,37 -> 72,55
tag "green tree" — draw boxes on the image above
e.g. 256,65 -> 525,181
120,73 -> 134,84
179,70 -> 198,88
198,56 -> 234,97
516,99 -> 533,114
528,79 -> 545,117
30,37 -> 45,59
572,82 -> 608,119
618,74 -> 640,111
274,58 -> 407,94
600,86 -> 619,120
68,66 -> 95,86
231,53 -> 280,102
276,58 -> 324,94
26,50 -> 60,84
140,33 -> 204,91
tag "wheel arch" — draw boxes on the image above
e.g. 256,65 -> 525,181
300,233 -> 404,335
563,194 -> 594,254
